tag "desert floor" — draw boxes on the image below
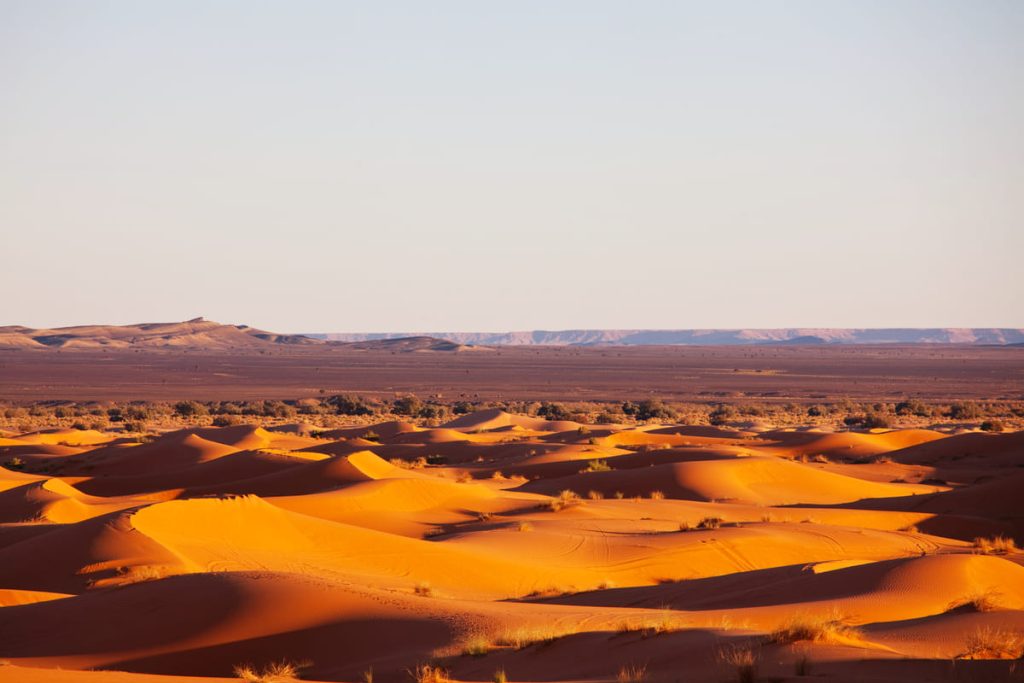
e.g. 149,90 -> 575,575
1,410 -> 1023,682
1,344 -> 1022,402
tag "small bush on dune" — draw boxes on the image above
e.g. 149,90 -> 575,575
548,489 -> 582,512
409,664 -> 449,683
958,627 -> 1024,659
492,668 -> 507,683
697,517 -> 722,530
973,536 -> 1017,555
769,614 -> 861,645
948,589 -> 1004,613
460,632 -> 491,657
717,644 -> 758,683
616,663 -> 647,683
581,459 -> 611,473
233,660 -> 299,682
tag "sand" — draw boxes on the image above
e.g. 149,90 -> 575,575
1,412 -> 1022,682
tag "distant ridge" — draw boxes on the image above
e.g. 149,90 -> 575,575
310,328 -> 1024,346
0,318 -> 323,350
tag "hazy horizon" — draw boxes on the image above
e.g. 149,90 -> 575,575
3,1 -> 1022,332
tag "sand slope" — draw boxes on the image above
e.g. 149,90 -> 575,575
1,412 -> 1022,682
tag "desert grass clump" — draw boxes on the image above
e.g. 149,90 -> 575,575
492,668 -> 507,683
769,613 -> 861,646
233,660 -> 299,682
414,581 -> 434,597
947,589 -> 1004,613
460,632 -> 491,657
717,643 -> 758,683
548,489 -> 582,512
973,535 -> 1017,555
697,516 -> 722,530
958,626 -> 1024,659
581,459 -> 611,473
616,663 -> 647,683
516,521 -> 533,532
496,625 -> 576,650
649,490 -> 665,500
409,664 -> 449,683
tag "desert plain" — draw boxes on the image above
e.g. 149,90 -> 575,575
1,322 -> 1023,682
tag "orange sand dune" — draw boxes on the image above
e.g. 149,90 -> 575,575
1,414 -> 1022,683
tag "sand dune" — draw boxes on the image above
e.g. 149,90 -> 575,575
1,410 -> 1022,682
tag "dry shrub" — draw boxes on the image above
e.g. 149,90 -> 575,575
649,490 -> 665,500
617,663 -> 647,683
460,632 -> 491,657
588,490 -> 604,500
414,581 -> 434,597
516,521 -> 533,532
492,668 -> 507,683
947,589 -> 1004,613
548,489 -> 582,512
769,613 -> 862,646
234,661 -> 299,682
958,627 -> 1024,659
973,536 -> 1017,555
697,516 -> 722,530
409,664 -> 449,683
496,625 -> 576,649
581,459 -> 611,473
717,643 -> 758,683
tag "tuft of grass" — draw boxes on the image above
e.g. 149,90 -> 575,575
492,668 -> 507,683
409,664 -> 449,683
363,668 -> 373,683
649,490 -> 665,500
697,516 -> 722,530
958,627 -> 1024,659
769,613 -> 862,646
587,490 -> 604,500
717,644 -> 758,683
460,633 -> 491,657
234,660 -> 299,682
516,521 -> 533,532
496,625 -> 577,650
617,663 -> 647,683
581,459 -> 611,473
414,581 -> 434,597
973,535 -> 1017,555
548,489 -> 582,512
947,589 -> 1004,613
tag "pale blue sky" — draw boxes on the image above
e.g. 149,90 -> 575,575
2,1 -> 1022,332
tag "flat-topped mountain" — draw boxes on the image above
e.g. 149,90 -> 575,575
312,328 -> 1024,346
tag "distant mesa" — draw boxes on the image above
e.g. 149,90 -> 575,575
311,328 -> 1024,346
341,336 -> 471,353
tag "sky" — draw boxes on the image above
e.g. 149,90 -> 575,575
2,1 -> 1022,333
